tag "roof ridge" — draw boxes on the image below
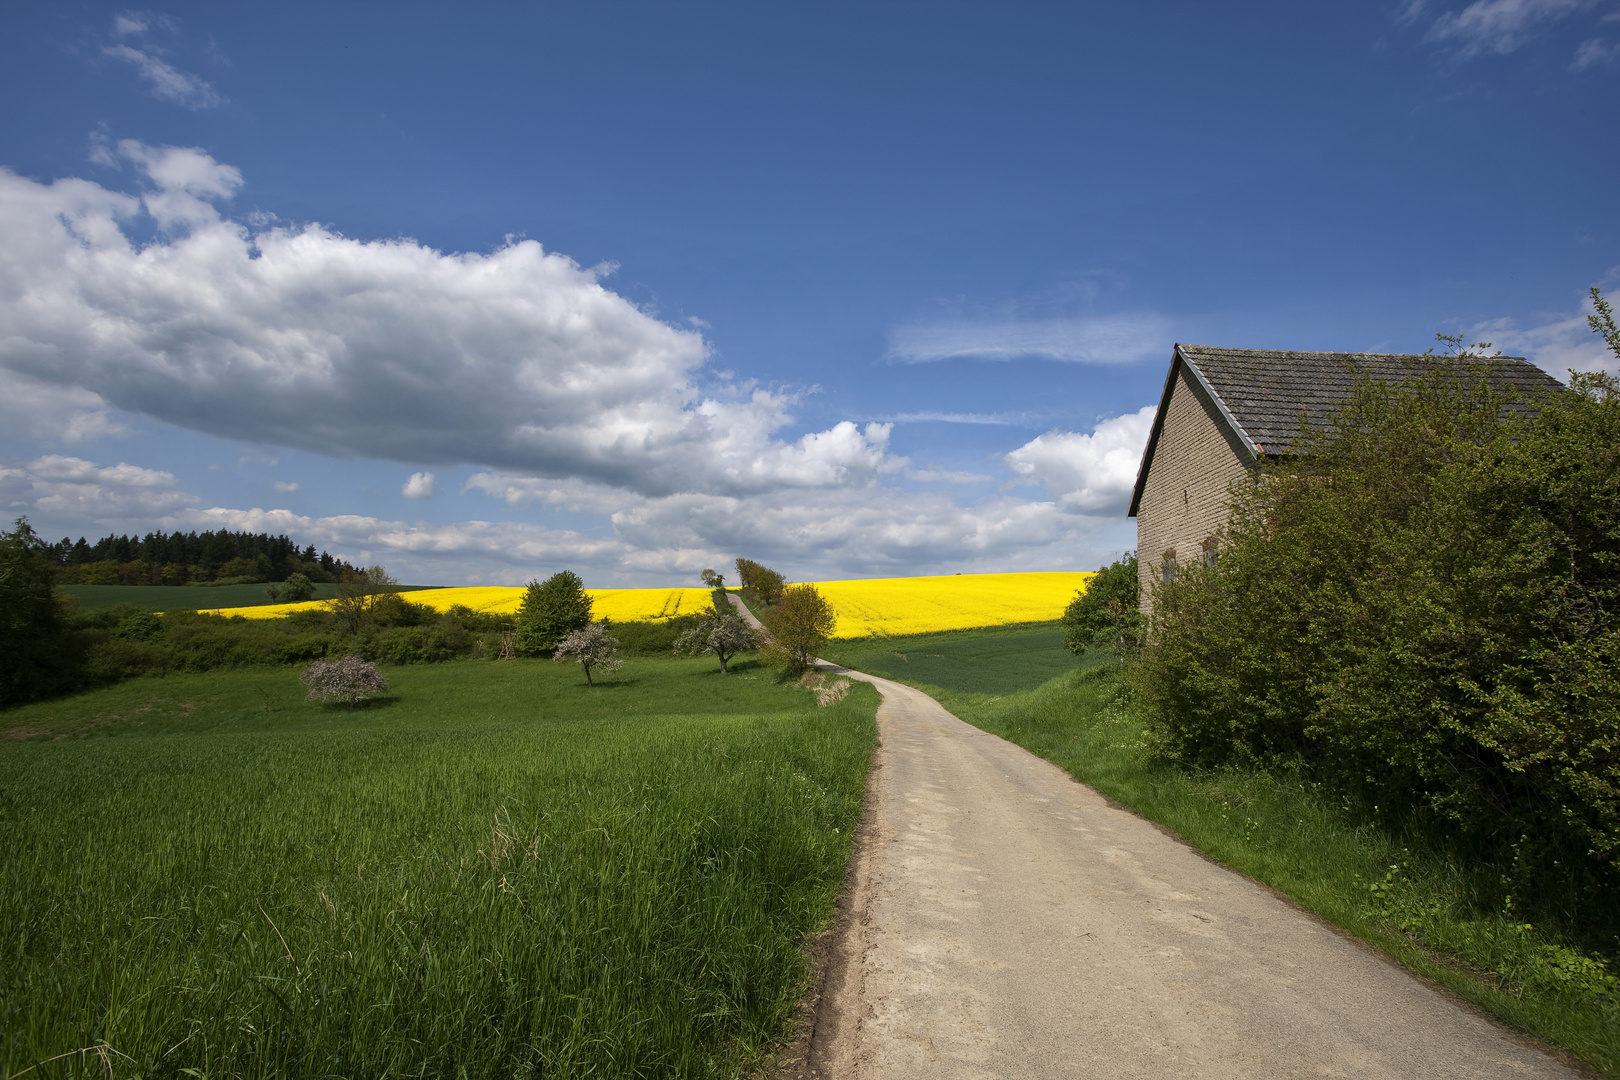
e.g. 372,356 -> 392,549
1175,342 -> 1536,364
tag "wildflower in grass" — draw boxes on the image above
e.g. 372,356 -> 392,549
301,654 -> 389,708
554,622 -> 621,686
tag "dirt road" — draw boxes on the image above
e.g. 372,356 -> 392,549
727,596 -> 1577,1079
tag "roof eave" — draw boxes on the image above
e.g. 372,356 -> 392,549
1127,344 -> 1261,518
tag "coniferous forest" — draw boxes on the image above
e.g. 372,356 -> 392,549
46,529 -> 359,586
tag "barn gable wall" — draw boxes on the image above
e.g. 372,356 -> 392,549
1135,366 -> 1252,619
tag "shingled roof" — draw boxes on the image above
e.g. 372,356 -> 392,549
1127,343 -> 1564,517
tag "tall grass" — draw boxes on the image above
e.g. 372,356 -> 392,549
0,658 -> 877,1078
854,654 -> 1620,1078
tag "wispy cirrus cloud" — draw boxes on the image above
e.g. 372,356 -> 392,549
1572,36 -> 1620,67
100,12 -> 222,109
867,410 -> 1042,426
1402,0 -> 1617,66
886,314 -> 1170,365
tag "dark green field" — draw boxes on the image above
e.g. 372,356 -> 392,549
820,622 -> 1076,695
59,582 -> 438,611
0,656 -> 877,1078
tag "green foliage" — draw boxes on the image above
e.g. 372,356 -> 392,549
514,571 -> 594,656
59,581 -> 349,612
608,614 -> 703,656
48,527 -> 357,585
326,565 -> 402,634
735,558 -> 786,605
762,583 -> 836,675
0,518 -> 81,706
1061,552 -> 1140,655
0,658 -> 879,1078
1591,286 -> 1620,360
1137,361 -> 1620,916
929,658 -> 1620,1077
279,571 -> 315,603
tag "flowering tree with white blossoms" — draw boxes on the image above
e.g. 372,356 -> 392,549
553,623 -> 622,686
673,605 -> 758,674
301,654 -> 389,708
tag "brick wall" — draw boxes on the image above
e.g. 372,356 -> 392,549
1135,367 -> 1254,620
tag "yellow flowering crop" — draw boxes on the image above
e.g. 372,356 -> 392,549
809,572 -> 1093,639
195,586 -> 717,622
192,573 -> 1087,638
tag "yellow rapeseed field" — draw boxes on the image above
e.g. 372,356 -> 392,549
810,572 -> 1092,638
197,586 -> 716,621
193,573 -> 1089,638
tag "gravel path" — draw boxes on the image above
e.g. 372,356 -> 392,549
728,596 -> 1579,1079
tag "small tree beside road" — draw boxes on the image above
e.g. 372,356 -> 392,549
761,583 -> 836,675
554,622 -> 621,685
673,603 -> 759,673
515,571 -> 594,655
301,654 -> 389,708
734,558 -> 786,605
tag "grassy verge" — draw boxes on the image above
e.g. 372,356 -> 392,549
0,656 -> 878,1079
832,647 -> 1619,1078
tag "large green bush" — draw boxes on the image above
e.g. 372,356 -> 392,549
0,519 -> 82,705
1061,552 -> 1140,655
514,571 -> 594,656
1137,364 -> 1620,912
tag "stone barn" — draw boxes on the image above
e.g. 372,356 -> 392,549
1126,344 -> 1562,619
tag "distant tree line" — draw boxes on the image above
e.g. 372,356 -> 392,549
46,529 -> 359,586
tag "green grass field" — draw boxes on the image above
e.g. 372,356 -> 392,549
0,656 -> 878,1079
59,582 -> 439,612
881,655 -> 1618,1078
820,622 -> 1076,695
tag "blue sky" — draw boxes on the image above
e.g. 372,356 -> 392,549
1,1 -> 1616,585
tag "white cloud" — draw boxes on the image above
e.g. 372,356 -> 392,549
402,471 -> 436,498
886,314 -> 1170,364
0,455 -> 196,525
0,146 -> 1156,583
273,480 -> 299,493
0,368 -> 127,444
101,45 -> 221,109
1420,0 -> 1589,58
0,142 -> 913,499
1572,36 -> 1620,67
905,467 -> 994,484
870,410 -> 1038,426
172,505 -> 636,585
1469,289 -> 1619,377
1003,406 -> 1156,514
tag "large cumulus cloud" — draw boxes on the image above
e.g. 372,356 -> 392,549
0,142 -> 1152,581
0,140 -> 900,497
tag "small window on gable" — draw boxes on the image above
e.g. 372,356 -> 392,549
1202,537 -> 1218,568
1162,548 -> 1177,583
